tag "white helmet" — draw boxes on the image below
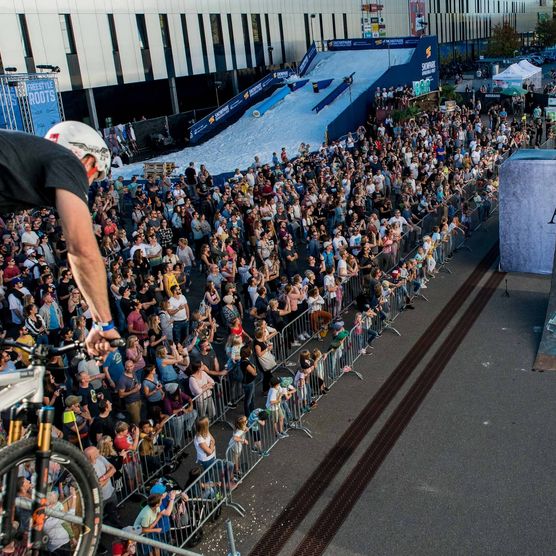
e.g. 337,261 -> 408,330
45,121 -> 111,180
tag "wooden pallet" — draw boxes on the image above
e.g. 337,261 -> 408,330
143,162 -> 177,178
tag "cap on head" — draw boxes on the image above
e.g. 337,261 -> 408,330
45,121 -> 111,180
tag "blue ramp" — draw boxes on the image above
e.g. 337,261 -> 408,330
289,79 -> 309,91
312,73 -> 355,114
252,86 -> 292,118
312,78 -> 334,91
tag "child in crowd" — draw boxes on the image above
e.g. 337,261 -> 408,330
247,408 -> 269,456
266,376 -> 288,439
228,416 -> 249,481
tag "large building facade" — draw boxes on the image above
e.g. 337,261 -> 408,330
0,1 -> 552,126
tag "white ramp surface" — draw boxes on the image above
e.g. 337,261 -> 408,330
121,48 -> 414,178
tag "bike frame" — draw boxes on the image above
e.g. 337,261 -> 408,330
0,364 -> 44,413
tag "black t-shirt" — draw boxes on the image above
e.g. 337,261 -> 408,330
0,131 -> 89,211
240,358 -> 256,385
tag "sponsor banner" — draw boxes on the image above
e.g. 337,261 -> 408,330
190,70 -> 293,142
0,84 -> 25,131
298,42 -> 318,77
327,36 -> 419,51
25,79 -> 61,136
412,78 -> 431,97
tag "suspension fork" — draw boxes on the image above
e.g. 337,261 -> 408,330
28,406 -> 54,554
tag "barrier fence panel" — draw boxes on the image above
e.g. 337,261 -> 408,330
111,187 -> 501,545
114,447 -> 146,508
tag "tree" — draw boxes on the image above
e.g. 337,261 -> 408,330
486,23 -> 521,57
535,19 -> 556,48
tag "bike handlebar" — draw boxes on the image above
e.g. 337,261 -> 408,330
0,339 -> 126,357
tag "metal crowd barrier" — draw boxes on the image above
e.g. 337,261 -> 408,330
146,459 -> 245,550
118,185 -> 501,545
114,447 -> 146,508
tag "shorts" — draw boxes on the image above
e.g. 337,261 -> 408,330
269,407 -> 284,423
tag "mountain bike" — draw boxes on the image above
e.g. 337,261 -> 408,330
0,338 -> 123,555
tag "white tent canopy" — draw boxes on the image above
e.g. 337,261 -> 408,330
517,60 -> 541,77
493,61 -> 542,90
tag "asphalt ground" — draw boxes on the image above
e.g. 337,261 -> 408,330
193,216 -> 554,555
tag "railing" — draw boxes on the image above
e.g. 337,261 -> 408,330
109,185 -> 498,548
146,459 -> 245,550
270,171 -> 497,371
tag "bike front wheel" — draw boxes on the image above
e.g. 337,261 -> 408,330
0,437 -> 103,556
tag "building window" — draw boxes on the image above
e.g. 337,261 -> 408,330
107,14 -> 123,85
18,14 -> 33,58
136,14 -> 150,50
107,14 -> 119,52
180,14 -> 193,75
304,14 -> 311,49
241,14 -> 253,67
210,14 -> 226,72
159,14 -> 175,78
332,13 -> 337,39
59,14 -> 77,55
278,13 -> 286,62
159,14 -> 171,48
198,14 -> 210,74
251,13 -> 262,43
251,14 -> 265,67
343,13 -> 348,39
227,14 -> 237,70
210,14 -> 224,46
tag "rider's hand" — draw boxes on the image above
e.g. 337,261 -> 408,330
85,327 -> 121,358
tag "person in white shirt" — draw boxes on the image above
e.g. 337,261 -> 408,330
389,210 -> 410,230
332,230 -> 347,255
43,491 -> 71,552
129,232 -> 148,259
21,223 -> 40,250
84,446 -> 120,524
168,284 -> 189,343
266,376 -> 288,438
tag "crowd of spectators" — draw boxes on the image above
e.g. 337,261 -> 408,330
0,91 -> 519,552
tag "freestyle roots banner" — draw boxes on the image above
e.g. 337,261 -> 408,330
25,79 -> 61,136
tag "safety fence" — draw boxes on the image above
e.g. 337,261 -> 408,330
106,187 -> 498,550
271,169 -> 499,371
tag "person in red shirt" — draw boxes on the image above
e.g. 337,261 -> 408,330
102,218 -> 117,237
126,300 -> 148,340
3,257 -> 21,285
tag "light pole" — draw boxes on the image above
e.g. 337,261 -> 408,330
214,80 -> 222,107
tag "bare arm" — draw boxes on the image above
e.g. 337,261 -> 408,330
56,190 -> 120,355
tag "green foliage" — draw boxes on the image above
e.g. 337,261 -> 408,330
440,83 -> 457,100
391,105 -> 420,123
486,23 -> 521,57
536,19 -> 556,48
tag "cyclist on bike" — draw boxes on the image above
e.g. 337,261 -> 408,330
0,122 -> 120,356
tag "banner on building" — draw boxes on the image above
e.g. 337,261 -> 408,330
327,37 -> 420,51
409,0 -> 427,37
25,79 -> 61,136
